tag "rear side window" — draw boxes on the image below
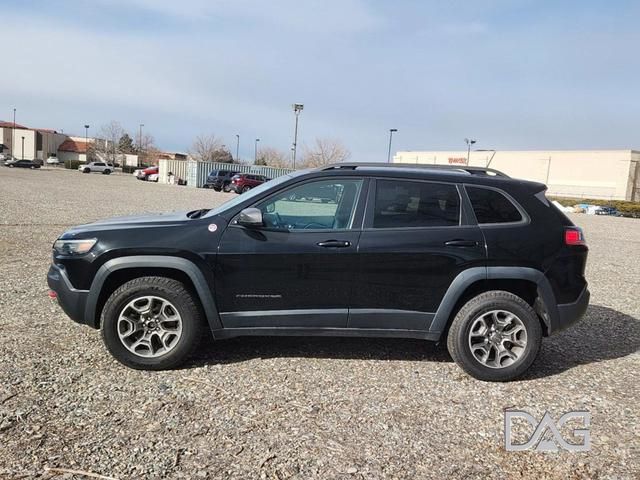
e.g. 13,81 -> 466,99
466,186 -> 522,224
373,180 -> 460,228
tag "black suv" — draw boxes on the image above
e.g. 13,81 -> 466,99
203,169 -> 240,191
47,163 -> 589,381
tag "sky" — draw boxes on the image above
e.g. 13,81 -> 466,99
1,0 -> 639,161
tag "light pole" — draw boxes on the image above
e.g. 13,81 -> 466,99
464,138 -> 476,165
138,124 -> 144,166
254,138 -> 260,163
235,134 -> 240,163
11,108 -> 16,160
84,125 -> 90,161
387,128 -> 398,163
21,136 -> 25,160
291,103 -> 304,169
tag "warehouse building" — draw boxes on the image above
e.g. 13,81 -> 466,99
0,121 -> 67,161
393,149 -> 640,201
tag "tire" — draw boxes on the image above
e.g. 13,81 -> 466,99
213,187 -> 221,192
83,168 -> 90,173
446,290 -> 542,382
100,276 -> 204,370
223,182 -> 232,192
242,186 -> 251,193
103,169 -> 111,175
9,164 -> 14,168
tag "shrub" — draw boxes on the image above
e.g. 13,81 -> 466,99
64,160 -> 80,170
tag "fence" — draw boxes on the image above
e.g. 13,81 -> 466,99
158,160 -> 293,188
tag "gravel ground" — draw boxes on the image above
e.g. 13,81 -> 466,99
0,167 -> 638,479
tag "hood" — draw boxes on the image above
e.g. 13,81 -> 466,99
60,211 -> 196,237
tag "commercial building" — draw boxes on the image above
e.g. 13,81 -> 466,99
393,149 -> 640,201
0,121 -> 67,161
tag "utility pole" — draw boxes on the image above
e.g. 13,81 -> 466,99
254,138 -> 260,163
235,134 -> 240,163
138,124 -> 144,166
21,136 -> 25,160
292,103 -> 304,169
387,128 -> 398,163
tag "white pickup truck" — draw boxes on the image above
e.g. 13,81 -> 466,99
78,162 -> 113,174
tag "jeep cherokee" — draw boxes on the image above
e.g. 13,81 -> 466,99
47,163 -> 589,381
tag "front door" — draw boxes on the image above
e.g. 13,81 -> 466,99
351,178 -> 486,330
215,177 -> 366,329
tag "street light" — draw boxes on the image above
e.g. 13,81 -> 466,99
138,124 -> 144,167
21,136 -> 25,160
10,108 -> 16,160
235,134 -> 240,163
254,138 -> 260,163
84,125 -> 90,161
291,103 -> 304,169
464,138 -> 476,165
387,128 -> 398,163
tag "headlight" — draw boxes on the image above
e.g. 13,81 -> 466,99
53,238 -> 97,255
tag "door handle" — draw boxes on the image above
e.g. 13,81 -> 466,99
444,240 -> 479,247
317,240 -> 351,248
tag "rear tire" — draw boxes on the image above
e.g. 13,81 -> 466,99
446,290 -> 542,382
223,183 -> 231,192
103,169 -> 111,175
101,276 -> 204,370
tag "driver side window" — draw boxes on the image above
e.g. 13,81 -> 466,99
257,179 -> 363,230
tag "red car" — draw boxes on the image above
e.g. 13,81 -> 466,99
230,173 -> 268,193
136,166 -> 158,181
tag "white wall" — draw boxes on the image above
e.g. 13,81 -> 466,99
10,128 -> 36,160
393,150 -> 637,201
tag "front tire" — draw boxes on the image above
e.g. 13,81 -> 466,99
242,185 -> 251,193
101,276 -> 204,370
446,290 -> 542,382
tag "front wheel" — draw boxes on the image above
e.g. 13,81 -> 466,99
83,168 -> 90,173
242,185 -> 251,193
100,276 -> 204,370
446,290 -> 542,382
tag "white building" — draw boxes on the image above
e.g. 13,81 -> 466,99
0,121 -> 67,161
393,149 -> 640,201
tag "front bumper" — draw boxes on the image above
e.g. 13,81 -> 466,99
549,286 -> 590,334
47,263 -> 91,327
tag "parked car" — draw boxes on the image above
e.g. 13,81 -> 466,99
229,173 -> 267,193
45,156 -> 61,165
47,163 -> 590,381
594,206 -> 619,216
203,169 -> 240,191
78,162 -> 113,174
135,166 -> 158,181
5,159 -> 41,169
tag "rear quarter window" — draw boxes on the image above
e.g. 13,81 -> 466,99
466,186 -> 523,224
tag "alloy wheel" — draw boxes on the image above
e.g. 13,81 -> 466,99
117,295 -> 183,358
468,309 -> 528,369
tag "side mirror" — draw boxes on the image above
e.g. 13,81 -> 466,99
237,208 -> 263,228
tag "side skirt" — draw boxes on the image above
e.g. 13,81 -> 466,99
212,327 -> 441,341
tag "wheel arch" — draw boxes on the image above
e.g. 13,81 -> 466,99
429,267 -> 558,338
85,256 -> 221,332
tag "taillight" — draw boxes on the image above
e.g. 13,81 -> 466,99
565,227 -> 586,246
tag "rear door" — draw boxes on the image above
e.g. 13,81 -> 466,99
215,177 -> 368,329
351,177 -> 485,330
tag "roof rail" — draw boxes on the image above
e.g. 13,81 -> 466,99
320,162 -> 509,178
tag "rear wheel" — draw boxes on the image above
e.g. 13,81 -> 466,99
103,169 -> 111,175
223,183 -> 232,192
101,276 -> 204,370
446,290 -> 542,382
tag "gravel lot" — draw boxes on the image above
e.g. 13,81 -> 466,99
0,167 -> 638,479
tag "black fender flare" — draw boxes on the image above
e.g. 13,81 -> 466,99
84,256 -> 222,331
428,266 -> 558,336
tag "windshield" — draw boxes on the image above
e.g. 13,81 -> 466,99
205,170 -> 310,216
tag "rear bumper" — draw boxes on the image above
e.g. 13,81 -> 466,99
549,285 -> 590,335
47,264 -> 91,327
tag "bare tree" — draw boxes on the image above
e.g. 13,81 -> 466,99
189,134 -> 224,162
300,138 -> 351,168
256,147 -> 291,168
90,121 -> 126,164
